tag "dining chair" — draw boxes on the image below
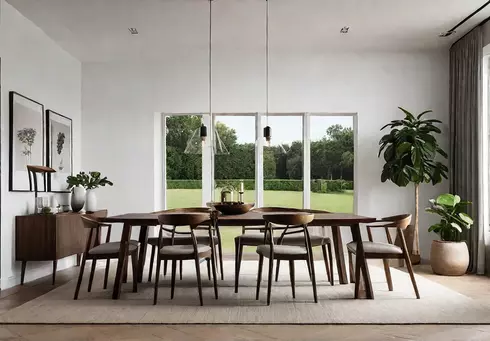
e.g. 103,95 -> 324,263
256,213 -> 318,305
347,214 -> 420,299
153,212 -> 218,306
147,207 -> 224,282
74,216 -> 139,300
235,207 -> 334,293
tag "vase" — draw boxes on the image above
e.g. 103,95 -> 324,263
85,189 -> 97,213
71,186 -> 86,213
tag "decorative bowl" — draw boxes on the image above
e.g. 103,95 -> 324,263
207,202 -> 255,215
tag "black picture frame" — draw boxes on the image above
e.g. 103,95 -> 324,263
9,91 -> 45,192
46,109 -> 73,192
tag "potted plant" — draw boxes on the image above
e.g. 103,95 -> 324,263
426,193 -> 473,276
67,171 -> 113,212
378,107 -> 448,264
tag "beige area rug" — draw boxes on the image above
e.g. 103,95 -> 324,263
1,260 -> 489,324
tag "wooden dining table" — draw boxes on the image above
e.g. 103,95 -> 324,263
102,211 -> 376,300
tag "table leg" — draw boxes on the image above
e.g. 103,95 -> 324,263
331,226 -> 348,284
137,225 -> 149,283
112,223 -> 132,299
350,223 -> 374,299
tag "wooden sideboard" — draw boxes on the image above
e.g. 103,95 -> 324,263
15,210 -> 107,285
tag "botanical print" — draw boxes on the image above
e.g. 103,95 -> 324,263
48,111 -> 72,191
10,92 -> 44,191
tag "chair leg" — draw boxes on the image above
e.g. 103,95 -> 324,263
74,254 -> 87,300
267,257 -> 274,306
170,260 -> 177,299
210,253 -> 219,300
348,251 -> 355,284
103,259 -> 110,289
275,260 -> 281,282
163,260 -> 168,277
235,240 -> 243,293
322,245 -> 331,284
88,259 -> 97,292
194,257 -> 204,306
206,258 -> 211,280
354,256 -> 361,299
218,239 -> 225,281
153,257 -> 162,305
148,245 -> 156,282
179,260 -> 183,280
327,242 -> 334,286
308,252 -> 318,303
131,252 -> 138,293
403,253 -> 420,299
256,255 -> 264,300
306,258 -> 312,280
289,260 -> 295,299
383,259 -> 393,291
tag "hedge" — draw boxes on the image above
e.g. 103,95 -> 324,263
167,179 -> 353,193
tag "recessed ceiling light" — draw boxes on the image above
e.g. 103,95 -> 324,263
128,28 -> 139,35
340,26 -> 350,34
439,30 -> 455,37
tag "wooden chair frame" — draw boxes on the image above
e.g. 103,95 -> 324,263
256,213 -> 318,305
347,214 -> 420,299
74,216 -> 139,300
153,212 -> 219,306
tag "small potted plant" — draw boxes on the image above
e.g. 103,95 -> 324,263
426,193 -> 473,276
67,171 -> 113,212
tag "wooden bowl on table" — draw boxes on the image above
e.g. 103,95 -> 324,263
207,202 -> 255,215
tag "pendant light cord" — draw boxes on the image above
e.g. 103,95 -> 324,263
209,0 -> 213,120
265,0 -> 269,126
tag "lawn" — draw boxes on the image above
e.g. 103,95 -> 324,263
167,189 -> 354,251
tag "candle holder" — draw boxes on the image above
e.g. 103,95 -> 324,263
238,191 -> 244,203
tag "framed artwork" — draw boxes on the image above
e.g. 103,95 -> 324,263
46,110 -> 73,192
9,92 -> 45,192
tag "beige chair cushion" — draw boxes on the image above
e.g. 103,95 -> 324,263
347,241 -> 403,255
159,244 -> 211,256
148,235 -> 218,246
256,244 -> 307,258
88,241 -> 139,255
236,233 -> 267,245
279,234 -> 330,247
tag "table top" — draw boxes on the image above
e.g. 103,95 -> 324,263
102,210 -> 376,226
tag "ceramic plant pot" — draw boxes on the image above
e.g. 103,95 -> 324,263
85,189 -> 97,213
71,186 -> 86,213
430,240 -> 469,276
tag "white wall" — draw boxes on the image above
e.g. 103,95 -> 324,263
0,1 -> 82,288
82,50 -> 449,260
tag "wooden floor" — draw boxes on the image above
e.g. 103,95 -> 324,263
0,261 -> 489,341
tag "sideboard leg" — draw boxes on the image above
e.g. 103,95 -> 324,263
76,254 -> 81,266
20,261 -> 27,285
52,260 -> 58,285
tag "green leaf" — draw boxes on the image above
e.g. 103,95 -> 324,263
398,107 -> 416,121
436,193 -> 457,207
450,222 -> 462,233
396,142 -> 411,156
417,110 -> 433,119
458,212 -> 474,226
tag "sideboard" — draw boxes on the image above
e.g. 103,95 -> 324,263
15,210 -> 107,285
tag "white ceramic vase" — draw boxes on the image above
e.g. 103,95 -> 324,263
85,189 -> 97,213
71,186 -> 86,212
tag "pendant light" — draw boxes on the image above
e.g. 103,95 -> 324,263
185,0 -> 228,155
263,0 -> 271,146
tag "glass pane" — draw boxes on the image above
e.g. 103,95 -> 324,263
310,116 -> 354,213
214,115 -> 256,252
263,116 -> 303,208
165,115 -> 203,209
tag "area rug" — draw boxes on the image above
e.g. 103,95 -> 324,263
0,260 -> 488,324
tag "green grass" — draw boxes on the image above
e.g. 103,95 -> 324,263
167,188 -> 353,251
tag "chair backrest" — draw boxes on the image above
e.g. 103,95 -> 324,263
157,212 -> 210,227
380,214 -> 411,230
152,207 -> 211,214
80,216 -> 104,252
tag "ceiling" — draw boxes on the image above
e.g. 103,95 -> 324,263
6,0 -> 490,62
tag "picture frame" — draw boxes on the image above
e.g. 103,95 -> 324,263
46,110 -> 73,192
9,92 -> 45,192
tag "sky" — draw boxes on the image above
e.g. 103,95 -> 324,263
216,115 -> 353,144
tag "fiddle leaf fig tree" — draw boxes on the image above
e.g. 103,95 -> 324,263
378,107 -> 448,259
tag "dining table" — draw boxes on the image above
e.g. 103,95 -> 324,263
102,211 -> 376,300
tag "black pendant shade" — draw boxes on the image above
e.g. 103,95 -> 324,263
263,125 -> 271,142
200,124 -> 207,141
